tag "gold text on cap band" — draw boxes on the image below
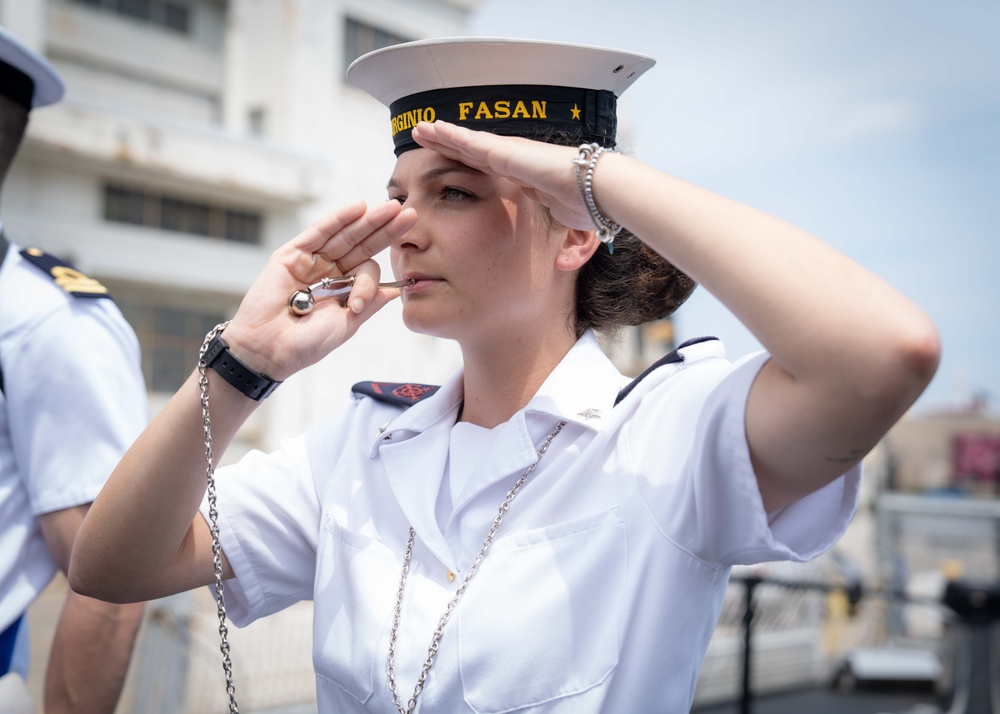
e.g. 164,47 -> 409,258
388,84 -> 618,156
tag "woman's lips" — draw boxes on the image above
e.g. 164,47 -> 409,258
401,274 -> 442,292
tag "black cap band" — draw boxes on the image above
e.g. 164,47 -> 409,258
0,58 -> 35,111
389,84 -> 618,156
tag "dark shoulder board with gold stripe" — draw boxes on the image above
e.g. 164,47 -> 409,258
352,381 -> 439,408
19,248 -> 111,299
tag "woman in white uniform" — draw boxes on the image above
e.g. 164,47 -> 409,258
71,38 -> 940,713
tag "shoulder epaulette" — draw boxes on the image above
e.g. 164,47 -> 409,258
352,381 -> 440,408
19,248 -> 111,299
614,336 -> 719,406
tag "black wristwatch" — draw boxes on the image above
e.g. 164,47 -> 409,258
203,334 -> 282,401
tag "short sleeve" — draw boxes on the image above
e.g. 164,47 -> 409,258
640,351 -> 860,567
198,408 -> 356,626
6,301 -> 147,514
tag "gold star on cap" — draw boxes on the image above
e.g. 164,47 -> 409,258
571,103 -> 581,120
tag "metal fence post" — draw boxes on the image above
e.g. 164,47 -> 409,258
944,580 -> 1000,714
740,576 -> 761,714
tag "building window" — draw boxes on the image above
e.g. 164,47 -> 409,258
71,0 -> 191,34
224,209 -> 262,244
116,298 -> 231,393
107,281 -> 242,395
104,185 -> 148,225
162,2 -> 189,32
103,184 -> 264,245
160,197 -> 210,236
343,17 -> 412,72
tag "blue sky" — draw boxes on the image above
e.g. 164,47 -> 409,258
469,0 -> 999,415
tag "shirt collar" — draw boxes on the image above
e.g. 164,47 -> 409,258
367,368 -> 465,457
523,330 -> 624,431
368,330 -> 623,457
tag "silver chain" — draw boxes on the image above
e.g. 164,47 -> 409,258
387,420 -> 567,714
198,321 -> 240,714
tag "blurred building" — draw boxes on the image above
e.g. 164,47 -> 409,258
869,404 -> 1000,497
2,0 -> 479,460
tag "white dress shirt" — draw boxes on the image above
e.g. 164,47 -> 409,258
0,233 -> 146,676
204,331 -> 860,713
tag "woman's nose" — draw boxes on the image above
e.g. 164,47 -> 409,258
392,208 -> 427,252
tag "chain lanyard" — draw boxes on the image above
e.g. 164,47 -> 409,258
387,420 -> 567,714
198,321 -> 239,714
198,319 -> 565,714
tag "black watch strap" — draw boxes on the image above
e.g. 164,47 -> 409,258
204,334 -> 281,401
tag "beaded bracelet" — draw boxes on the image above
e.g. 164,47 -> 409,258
572,142 -> 623,253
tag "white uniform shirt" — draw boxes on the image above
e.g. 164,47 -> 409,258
0,235 -> 147,674
205,331 -> 860,713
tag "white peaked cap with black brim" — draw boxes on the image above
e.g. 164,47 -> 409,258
0,25 -> 65,110
347,37 -> 655,156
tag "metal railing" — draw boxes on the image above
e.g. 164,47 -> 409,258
728,573 -> 1000,714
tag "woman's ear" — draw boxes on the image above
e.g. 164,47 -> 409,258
554,227 -> 600,272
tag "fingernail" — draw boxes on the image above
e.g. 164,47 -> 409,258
350,298 -> 365,313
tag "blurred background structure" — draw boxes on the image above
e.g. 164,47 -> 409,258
2,0 -> 997,711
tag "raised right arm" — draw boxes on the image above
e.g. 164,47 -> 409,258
69,200 -> 417,603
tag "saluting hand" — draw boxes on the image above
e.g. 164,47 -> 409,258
411,121 -> 599,233
221,201 -> 417,381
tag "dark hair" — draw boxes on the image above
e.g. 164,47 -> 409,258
0,94 -> 29,190
528,128 -> 697,338
574,229 -> 696,339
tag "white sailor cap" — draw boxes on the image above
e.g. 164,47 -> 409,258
347,37 -> 655,156
0,25 -> 65,110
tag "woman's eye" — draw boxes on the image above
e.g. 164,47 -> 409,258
441,186 -> 473,202
389,195 -> 406,205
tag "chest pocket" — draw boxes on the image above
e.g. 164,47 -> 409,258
457,508 -> 626,713
313,517 -> 399,704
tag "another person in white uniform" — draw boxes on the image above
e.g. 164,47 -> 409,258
0,25 -> 146,714
71,38 -> 940,713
